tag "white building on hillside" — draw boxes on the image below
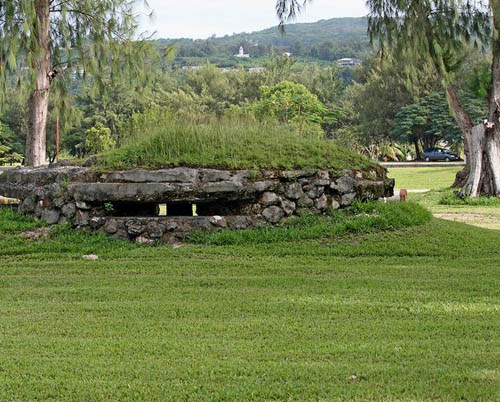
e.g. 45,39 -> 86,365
235,46 -> 250,58
337,58 -> 360,67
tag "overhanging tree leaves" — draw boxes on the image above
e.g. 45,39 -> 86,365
0,0 -> 154,166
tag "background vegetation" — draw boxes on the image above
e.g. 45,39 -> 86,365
0,17 -> 489,166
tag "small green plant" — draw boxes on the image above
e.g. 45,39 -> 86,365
104,202 -> 115,214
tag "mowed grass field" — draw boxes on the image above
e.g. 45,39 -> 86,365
388,166 -> 462,190
1,206 -> 500,401
388,166 -> 500,230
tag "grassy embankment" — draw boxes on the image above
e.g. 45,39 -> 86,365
1,203 -> 500,401
99,111 -> 375,171
388,166 -> 500,230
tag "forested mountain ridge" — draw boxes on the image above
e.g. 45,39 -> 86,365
153,17 -> 369,66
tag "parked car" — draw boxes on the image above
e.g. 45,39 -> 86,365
422,148 -> 460,162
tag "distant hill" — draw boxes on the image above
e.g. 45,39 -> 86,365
154,18 -> 370,67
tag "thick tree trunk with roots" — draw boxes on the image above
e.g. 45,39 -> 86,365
453,3 -> 500,197
25,0 -> 51,167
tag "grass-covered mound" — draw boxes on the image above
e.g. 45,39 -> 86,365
189,201 -> 431,245
99,110 -> 375,170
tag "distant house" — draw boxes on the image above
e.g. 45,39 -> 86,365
337,58 -> 360,67
235,46 -> 250,58
249,67 -> 266,73
282,52 -> 292,57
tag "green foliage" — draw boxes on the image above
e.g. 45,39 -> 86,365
367,0 -> 491,88
393,92 -> 463,152
100,108 -> 374,170
189,201 -> 431,245
85,123 -> 115,155
0,121 -> 23,165
253,81 -> 331,136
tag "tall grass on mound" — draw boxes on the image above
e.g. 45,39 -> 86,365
439,192 -> 500,206
189,201 -> 432,245
101,109 -> 374,170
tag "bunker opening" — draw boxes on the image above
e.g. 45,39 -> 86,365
105,199 -> 255,218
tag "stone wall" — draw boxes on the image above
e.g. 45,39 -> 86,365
0,166 -> 394,243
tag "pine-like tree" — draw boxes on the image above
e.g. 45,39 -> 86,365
0,0 -> 154,166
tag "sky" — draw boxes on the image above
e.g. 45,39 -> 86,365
138,0 -> 368,40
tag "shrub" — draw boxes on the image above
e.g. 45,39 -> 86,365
85,123 -> 115,154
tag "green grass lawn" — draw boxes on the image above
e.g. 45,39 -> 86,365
387,167 -> 462,190
1,208 -> 500,401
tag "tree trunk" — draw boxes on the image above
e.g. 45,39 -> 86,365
454,2 -> 500,196
413,138 -> 421,160
25,0 -> 51,167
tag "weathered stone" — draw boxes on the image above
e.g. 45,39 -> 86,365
41,209 -> 61,225
298,196 -> 314,208
283,170 -> 316,179
126,220 -> 145,236
113,229 -> 130,241
280,198 -> 296,216
341,193 -> 357,207
331,175 -> 357,194
104,219 -> 119,234
209,215 -> 227,228
259,192 -> 279,207
136,236 -> 155,245
76,201 -> 91,210
306,187 -> 323,199
20,196 -> 36,214
71,183 -> 194,203
303,184 -> 314,192
106,168 -> 198,184
53,197 -> 65,208
262,206 -> 285,224
90,217 -> 106,229
146,221 -> 164,238
330,199 -> 341,210
82,254 -> 99,260
34,201 -> 43,218
253,180 -> 275,192
166,222 -> 179,232
313,171 -> 330,186
58,216 -> 68,225
315,194 -> 329,210
201,169 -> 232,182
41,197 -> 53,208
75,210 -> 89,226
286,183 -> 304,200
62,203 -> 76,218
227,216 -> 253,229
356,180 -> 387,200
